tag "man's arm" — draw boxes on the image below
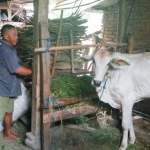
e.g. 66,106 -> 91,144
15,65 -> 32,75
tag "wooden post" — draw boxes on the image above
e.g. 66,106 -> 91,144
51,10 -> 63,75
39,21 -> 51,150
25,0 -> 41,149
0,10 -> 1,21
128,34 -> 134,54
69,29 -> 75,73
114,0 -> 126,122
116,0 -> 126,51
25,0 -> 51,150
7,1 -> 12,21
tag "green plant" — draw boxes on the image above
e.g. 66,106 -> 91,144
51,74 -> 96,98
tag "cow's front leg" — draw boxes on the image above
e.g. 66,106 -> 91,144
119,104 -> 133,150
129,120 -> 135,145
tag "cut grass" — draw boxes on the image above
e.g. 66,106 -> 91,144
54,126 -> 145,150
51,74 -> 96,98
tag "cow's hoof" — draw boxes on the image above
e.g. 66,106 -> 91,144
119,145 -> 127,150
119,147 -> 126,150
129,140 -> 135,145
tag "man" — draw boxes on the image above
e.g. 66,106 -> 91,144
0,24 -> 32,140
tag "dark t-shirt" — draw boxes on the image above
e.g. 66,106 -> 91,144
0,39 -> 23,97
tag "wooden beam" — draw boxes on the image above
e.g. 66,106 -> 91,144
37,0 -> 51,149
0,4 -> 20,10
0,10 -> 1,21
55,94 -> 98,106
31,53 -> 41,136
11,10 -> 20,19
35,43 -> 128,52
40,22 -> 51,150
30,0 -> 40,138
26,0 -> 50,150
116,0 -> 126,44
43,105 -> 97,123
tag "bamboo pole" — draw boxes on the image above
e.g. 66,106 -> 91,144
35,43 -> 128,52
51,10 -> 63,75
128,34 -> 134,54
69,29 -> 75,73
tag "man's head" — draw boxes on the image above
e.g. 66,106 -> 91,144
1,24 -> 18,46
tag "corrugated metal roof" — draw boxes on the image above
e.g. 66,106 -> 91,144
85,0 -> 119,12
0,0 -> 119,10
95,0 -> 119,8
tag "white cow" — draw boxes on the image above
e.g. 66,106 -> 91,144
80,47 -> 150,150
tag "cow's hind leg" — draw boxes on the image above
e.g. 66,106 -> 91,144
129,121 -> 135,145
119,104 -> 133,150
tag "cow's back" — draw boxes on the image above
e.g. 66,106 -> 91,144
110,52 -> 150,100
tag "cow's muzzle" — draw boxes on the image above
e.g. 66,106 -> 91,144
93,80 -> 101,87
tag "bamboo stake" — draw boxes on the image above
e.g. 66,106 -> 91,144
69,29 -> 75,73
35,43 -> 128,52
51,10 -> 63,75
128,34 -> 134,54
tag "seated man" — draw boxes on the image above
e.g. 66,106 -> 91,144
0,24 -> 32,140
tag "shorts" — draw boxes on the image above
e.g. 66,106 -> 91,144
0,96 -> 15,122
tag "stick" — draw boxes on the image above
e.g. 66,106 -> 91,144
69,29 -> 75,73
51,10 -> 63,75
35,43 -> 128,52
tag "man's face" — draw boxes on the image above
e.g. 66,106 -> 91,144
3,28 -> 18,46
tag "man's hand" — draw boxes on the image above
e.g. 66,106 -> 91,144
15,66 -> 32,75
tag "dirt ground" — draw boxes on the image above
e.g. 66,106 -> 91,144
0,121 -> 32,150
0,118 -> 150,150
134,120 -> 150,150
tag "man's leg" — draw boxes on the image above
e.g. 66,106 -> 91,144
4,112 -> 20,140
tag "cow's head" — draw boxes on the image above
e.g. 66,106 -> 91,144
92,47 -> 114,88
77,47 -> 130,91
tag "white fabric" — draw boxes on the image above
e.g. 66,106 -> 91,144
0,82 -> 31,132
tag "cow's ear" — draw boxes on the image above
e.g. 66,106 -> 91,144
75,55 -> 93,63
110,58 -> 130,66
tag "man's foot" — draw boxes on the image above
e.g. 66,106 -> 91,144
4,133 -> 21,140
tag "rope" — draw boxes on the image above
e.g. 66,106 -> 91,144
42,73 -> 108,149
39,37 -> 51,52
50,100 -> 56,150
42,98 -> 49,109
49,77 -> 107,150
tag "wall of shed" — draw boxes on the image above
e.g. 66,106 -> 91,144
102,0 -> 150,51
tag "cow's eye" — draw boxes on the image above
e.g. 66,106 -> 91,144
93,59 -> 95,64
